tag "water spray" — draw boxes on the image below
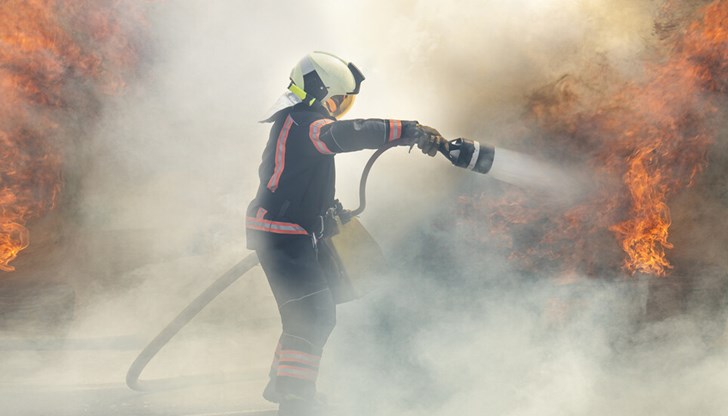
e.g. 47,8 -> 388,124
439,137 -> 583,197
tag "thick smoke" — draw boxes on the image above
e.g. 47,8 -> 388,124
2,1 -> 727,415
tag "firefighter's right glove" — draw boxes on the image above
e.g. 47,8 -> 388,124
402,123 -> 446,157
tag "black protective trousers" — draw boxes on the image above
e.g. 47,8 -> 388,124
256,234 -> 337,401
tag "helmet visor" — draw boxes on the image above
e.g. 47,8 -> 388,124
324,94 -> 356,119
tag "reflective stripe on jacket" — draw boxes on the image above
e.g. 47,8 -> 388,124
246,103 -> 415,248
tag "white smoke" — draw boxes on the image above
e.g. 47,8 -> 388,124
3,1 -> 726,415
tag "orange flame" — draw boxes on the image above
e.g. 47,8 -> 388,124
477,1 -> 727,277
607,1 -> 725,275
0,0 -> 148,272
609,145 -> 675,276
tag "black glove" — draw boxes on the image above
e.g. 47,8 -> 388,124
402,123 -> 446,157
332,199 -> 354,224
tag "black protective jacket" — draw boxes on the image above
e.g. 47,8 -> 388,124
246,103 -> 415,249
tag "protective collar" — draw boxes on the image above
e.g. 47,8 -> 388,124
260,90 -> 302,123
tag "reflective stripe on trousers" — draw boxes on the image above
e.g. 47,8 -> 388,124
256,235 -> 336,399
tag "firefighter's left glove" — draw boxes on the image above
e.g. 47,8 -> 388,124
402,123 -> 446,157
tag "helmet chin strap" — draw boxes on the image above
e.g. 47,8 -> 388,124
288,83 -> 317,106
288,82 -> 337,118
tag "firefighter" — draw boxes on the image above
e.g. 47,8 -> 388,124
246,51 -> 444,416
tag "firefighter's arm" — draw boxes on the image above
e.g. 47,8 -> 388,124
310,118 -> 417,153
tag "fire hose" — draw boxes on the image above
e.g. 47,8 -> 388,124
125,137 -> 494,391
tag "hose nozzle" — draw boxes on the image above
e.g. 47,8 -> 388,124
441,138 -> 495,174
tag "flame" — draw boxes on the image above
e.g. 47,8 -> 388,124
609,145 -> 675,276
0,0 -> 147,272
607,1 -> 725,275
477,1 -> 727,277
606,0 -> 725,275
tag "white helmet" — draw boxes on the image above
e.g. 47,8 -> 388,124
288,51 -> 365,118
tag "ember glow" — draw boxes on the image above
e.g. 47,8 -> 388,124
0,0 -> 147,271
480,1 -> 727,277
